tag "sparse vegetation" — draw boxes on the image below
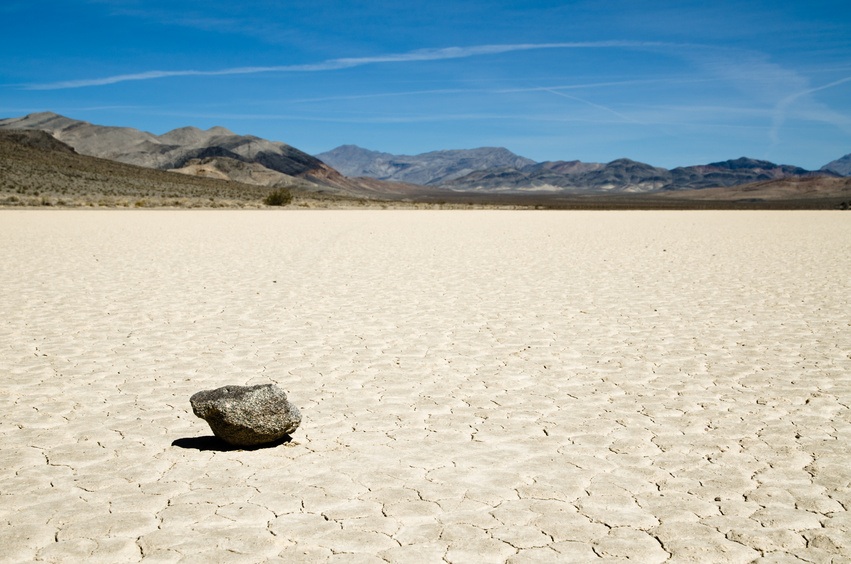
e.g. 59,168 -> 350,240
0,131 -> 281,208
2,130 -> 849,210
263,188 -> 292,206
0,130 -> 387,209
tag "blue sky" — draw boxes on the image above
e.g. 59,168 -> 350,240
1,0 -> 850,168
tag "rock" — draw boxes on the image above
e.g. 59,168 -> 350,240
190,384 -> 301,446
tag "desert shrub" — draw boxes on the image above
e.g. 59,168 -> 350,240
264,188 -> 292,206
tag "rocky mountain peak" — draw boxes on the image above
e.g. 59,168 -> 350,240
821,153 -> 851,176
207,126 -> 234,136
2,112 -> 82,134
158,125 -> 237,146
708,157 -> 778,170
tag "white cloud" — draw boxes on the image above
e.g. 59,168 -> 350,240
25,41 -> 667,90
679,47 -> 851,146
770,75 -> 851,143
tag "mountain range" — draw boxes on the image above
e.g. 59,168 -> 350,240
1,112 -> 849,201
318,145 -> 846,193
0,112 -> 418,199
2,127 -> 849,209
315,145 -> 536,185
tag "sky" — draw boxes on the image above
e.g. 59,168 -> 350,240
1,0 -> 850,169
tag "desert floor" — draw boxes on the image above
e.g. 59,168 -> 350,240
1,210 -> 849,563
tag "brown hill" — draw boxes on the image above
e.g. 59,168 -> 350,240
653,175 -> 851,204
0,112 -> 414,199
0,130 -> 323,207
169,156 -> 309,186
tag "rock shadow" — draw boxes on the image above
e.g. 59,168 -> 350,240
171,435 -> 292,452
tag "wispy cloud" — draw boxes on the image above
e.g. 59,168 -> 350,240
679,48 -> 851,150
770,75 -> 851,143
277,78 -> 710,105
110,108 -> 642,126
25,41 -> 668,90
537,88 -> 644,124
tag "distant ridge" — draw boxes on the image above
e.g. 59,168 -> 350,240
821,153 -> 851,176
442,156 -> 837,193
316,144 -> 536,185
317,143 -> 838,193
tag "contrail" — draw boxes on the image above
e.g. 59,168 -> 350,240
25,41 -> 668,90
770,75 -> 851,144
539,88 -> 643,124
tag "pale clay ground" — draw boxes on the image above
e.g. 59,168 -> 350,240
0,210 -> 849,564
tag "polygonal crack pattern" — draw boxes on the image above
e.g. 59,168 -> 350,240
1,211 -> 849,562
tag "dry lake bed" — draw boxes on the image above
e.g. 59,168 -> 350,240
1,210 -> 849,562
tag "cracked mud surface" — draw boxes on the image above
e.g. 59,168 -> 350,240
1,210 -> 849,563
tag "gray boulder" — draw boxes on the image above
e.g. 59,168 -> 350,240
190,384 -> 301,446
